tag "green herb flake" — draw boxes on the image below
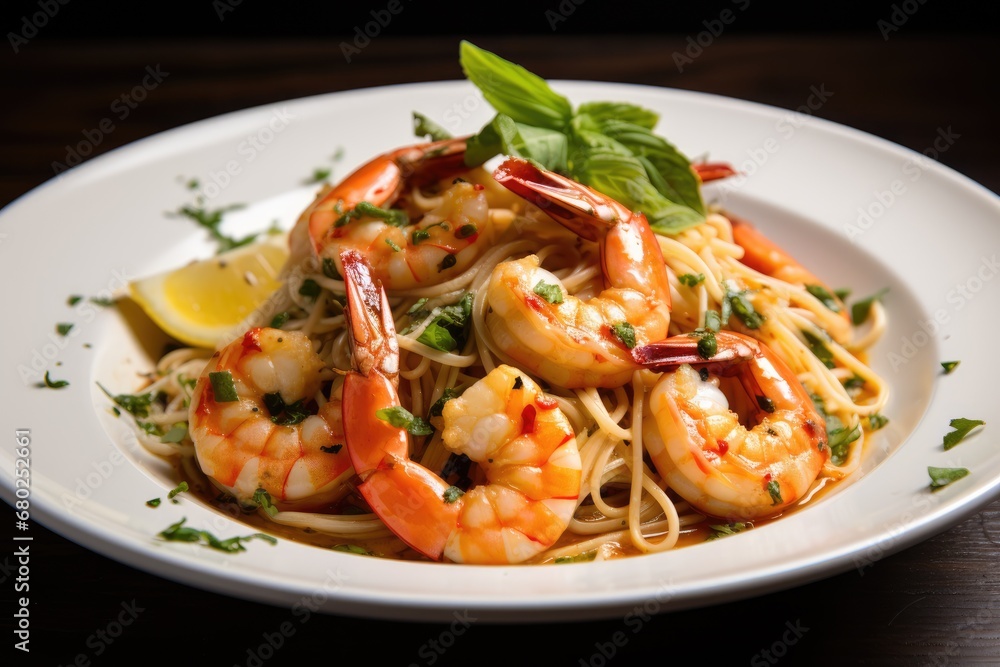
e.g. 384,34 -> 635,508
443,486 -> 465,504
321,257 -> 342,280
354,201 -> 408,227
385,238 -> 402,253
376,406 -> 434,436
67,294 -> 83,306
97,384 -> 155,415
429,388 -> 460,419
802,330 -> 836,369
829,423 -> 861,466
805,284 -> 842,312
158,517 -> 276,553
298,278 -> 321,300
407,298 -> 430,318
678,273 -> 705,288
160,423 -> 188,443
611,321 -> 636,349
941,361 -> 960,374
168,481 -> 189,499
942,418 -> 985,450
412,229 -> 431,245
252,488 -> 279,517
146,498 -> 161,508
928,466 -> 970,491
89,296 -> 116,307
333,544 -> 373,556
306,167 -> 331,185
438,254 -> 457,272
706,522 -> 748,541
533,280 -> 564,304
56,323 -> 74,336
727,289 -> 764,329
554,550 -> 597,563
766,480 -> 782,505
209,371 -> 239,403
834,287 -> 851,301
851,288 -> 888,325
269,311 -> 290,328
843,375 -> 866,392
691,329 -> 717,359
863,414 -> 886,431
455,223 -> 478,239
168,201 -> 253,255
40,371 -> 70,389
704,310 -> 721,333
417,322 -> 457,352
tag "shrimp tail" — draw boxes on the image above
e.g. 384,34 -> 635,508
342,248 -> 399,384
633,331 -> 757,374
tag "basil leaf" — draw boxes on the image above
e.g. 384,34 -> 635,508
412,111 -> 453,141
466,114 -> 568,172
576,101 -> 658,130
465,113 -> 520,166
597,119 -> 705,215
942,418 -> 984,450
429,388 -> 460,419
829,423 -> 861,465
160,424 -> 188,443
460,41 -> 572,131
928,466 -> 970,491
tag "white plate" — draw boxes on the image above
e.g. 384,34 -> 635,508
2,81 -> 998,622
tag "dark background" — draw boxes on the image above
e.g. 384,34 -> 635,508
3,1 -> 999,665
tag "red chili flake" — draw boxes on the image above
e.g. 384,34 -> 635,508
473,183 -> 485,191
242,329 -> 262,351
802,420 -> 817,437
521,404 -> 537,434
525,293 -> 547,313
716,439 -> 729,456
763,472 -> 772,483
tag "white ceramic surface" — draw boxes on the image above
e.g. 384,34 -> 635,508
2,81 -> 998,622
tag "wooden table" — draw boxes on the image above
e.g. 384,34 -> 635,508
3,36 -> 998,665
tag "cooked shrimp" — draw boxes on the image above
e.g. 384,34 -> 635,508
485,157 -> 672,389
634,330 -> 828,520
287,138 -> 515,290
340,249 -> 582,563
188,327 -> 352,510
729,214 -> 851,343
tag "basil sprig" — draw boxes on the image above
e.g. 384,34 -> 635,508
455,41 -> 707,235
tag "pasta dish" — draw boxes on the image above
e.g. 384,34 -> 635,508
119,44 -> 889,564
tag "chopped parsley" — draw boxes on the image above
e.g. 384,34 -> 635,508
928,466 -> 970,491
252,488 -> 279,517
413,111 -> 453,142
269,311 -> 290,328
437,254 -> 458,272
811,394 -> 861,465
533,280 -> 564,304
168,198 -> 254,255
263,392 -> 311,426
868,413 -> 889,431
158,517 -> 277,553
678,273 -> 705,287
554,550 -> 598,563
333,544 -> 374,556
322,257 -> 342,280
89,296 -> 116,307
376,406 -> 434,436
801,330 -> 836,369
67,294 -> 83,306
443,486 -> 465,504
429,387 -> 460,419
942,418 -> 984,450
209,371 -> 239,403
851,288 -> 888,325
305,167 -> 331,184
98,383 -> 155,416
385,238 -> 402,253
611,321 -> 636,349
722,284 -> 764,329
456,223 -> 478,239
805,284 -> 842,312
168,481 -> 189,500
298,278 -> 321,300
941,361 -> 960,374
39,371 -> 69,389
56,323 -> 74,336
834,287 -> 851,301
691,328 -> 717,359
146,498 -> 161,508
412,293 -> 474,353
766,480 -> 782,505
706,522 -> 748,541
353,201 -> 409,227
412,229 -> 431,244
704,310 -> 721,332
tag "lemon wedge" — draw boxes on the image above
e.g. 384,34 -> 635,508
130,234 -> 289,349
